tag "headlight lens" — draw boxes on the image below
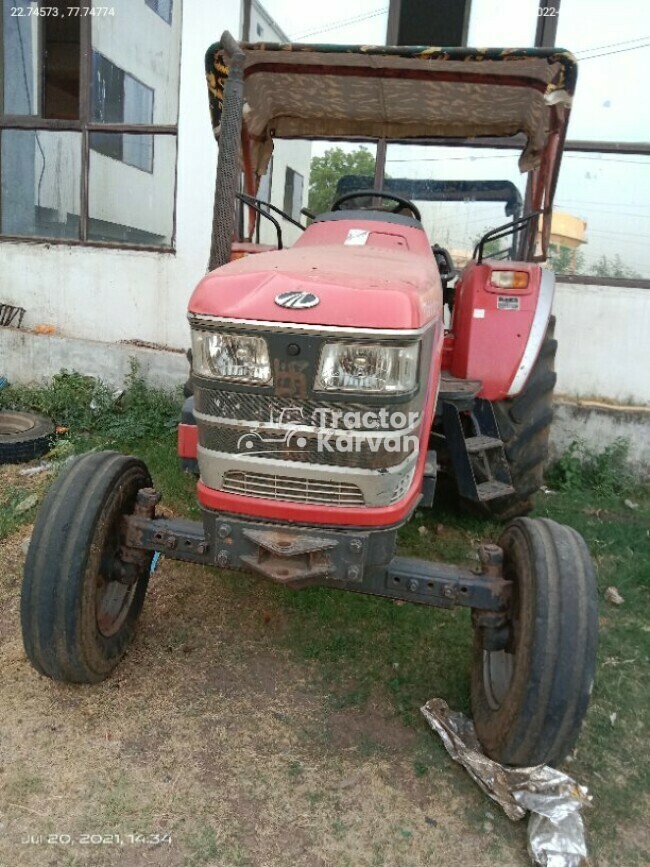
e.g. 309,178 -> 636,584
316,342 -> 419,393
192,331 -> 272,383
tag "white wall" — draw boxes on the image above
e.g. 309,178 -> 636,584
553,282 -> 650,406
248,0 -> 311,248
260,141 -> 311,247
92,0 -> 182,126
0,0 -> 240,351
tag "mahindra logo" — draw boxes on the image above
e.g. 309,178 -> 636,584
275,291 -> 320,309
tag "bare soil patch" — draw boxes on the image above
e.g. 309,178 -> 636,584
0,523 -> 527,867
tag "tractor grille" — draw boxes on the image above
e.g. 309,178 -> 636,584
198,423 -> 412,468
222,471 -> 365,506
194,388 -> 403,431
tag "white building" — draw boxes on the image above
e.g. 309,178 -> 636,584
248,1 -> 311,248
0,0 -> 311,377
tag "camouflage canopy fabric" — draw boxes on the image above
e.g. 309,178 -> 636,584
205,40 -> 577,178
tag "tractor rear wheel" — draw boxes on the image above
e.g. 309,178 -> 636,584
21,451 -> 153,683
481,317 -> 557,520
471,517 -> 598,766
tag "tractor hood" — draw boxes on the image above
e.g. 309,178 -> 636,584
189,219 -> 442,331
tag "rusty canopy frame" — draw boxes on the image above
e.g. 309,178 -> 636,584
207,34 -> 577,269
0,0 -> 179,253
378,0 -> 650,287
234,0 -> 650,288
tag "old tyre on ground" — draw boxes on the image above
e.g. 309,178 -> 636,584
478,317 -> 557,520
21,451 -> 153,683
471,517 -> 598,767
0,410 -> 55,464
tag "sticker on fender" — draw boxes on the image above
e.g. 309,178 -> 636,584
497,296 -> 521,310
344,229 -> 370,246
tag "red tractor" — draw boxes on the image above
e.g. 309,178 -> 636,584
21,35 -> 597,767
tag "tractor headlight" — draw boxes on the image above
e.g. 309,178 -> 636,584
316,342 -> 419,393
192,331 -> 272,383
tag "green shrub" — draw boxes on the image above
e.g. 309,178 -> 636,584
548,438 -> 633,495
0,360 -> 181,443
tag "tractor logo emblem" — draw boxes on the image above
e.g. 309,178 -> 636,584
274,291 -> 319,309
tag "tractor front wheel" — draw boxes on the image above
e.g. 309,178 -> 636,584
21,451 -> 153,683
471,517 -> 598,766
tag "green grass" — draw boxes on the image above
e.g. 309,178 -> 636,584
128,416 -> 648,860
0,362 -> 181,442
0,485 -> 40,539
0,365 -> 192,543
535,485 -> 650,842
3,370 -> 649,864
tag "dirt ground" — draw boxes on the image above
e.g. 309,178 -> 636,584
0,520 -> 532,867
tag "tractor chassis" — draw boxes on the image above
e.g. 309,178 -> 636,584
120,489 -> 511,648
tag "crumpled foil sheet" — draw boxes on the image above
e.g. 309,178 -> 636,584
421,698 -> 591,867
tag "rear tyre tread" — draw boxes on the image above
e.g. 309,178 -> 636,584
466,317 -> 557,520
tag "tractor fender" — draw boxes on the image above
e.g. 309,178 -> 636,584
449,262 -> 555,401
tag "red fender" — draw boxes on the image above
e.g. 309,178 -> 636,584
448,261 -> 555,401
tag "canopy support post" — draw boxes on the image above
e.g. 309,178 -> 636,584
208,32 -> 246,272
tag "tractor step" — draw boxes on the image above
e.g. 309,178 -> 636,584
442,399 -> 514,504
438,372 -> 483,411
476,480 -> 516,501
464,435 -> 504,454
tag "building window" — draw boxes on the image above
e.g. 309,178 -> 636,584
284,167 -> 304,222
145,0 -> 173,25
0,0 -> 180,250
91,52 -> 154,172
43,4 -> 81,119
1,129 -> 81,239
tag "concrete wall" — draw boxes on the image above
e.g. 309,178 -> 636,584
553,282 -> 650,407
551,400 -> 650,474
0,327 -> 188,391
2,278 -> 649,469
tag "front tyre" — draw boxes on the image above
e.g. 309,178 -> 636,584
21,451 -> 153,683
471,517 -> 598,766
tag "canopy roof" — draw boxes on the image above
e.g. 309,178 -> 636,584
205,38 -> 577,177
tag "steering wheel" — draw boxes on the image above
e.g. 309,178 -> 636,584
331,189 -> 422,222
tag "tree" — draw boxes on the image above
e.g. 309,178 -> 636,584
308,146 -> 377,215
548,243 -> 585,275
471,228 -> 509,259
591,254 -> 641,281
